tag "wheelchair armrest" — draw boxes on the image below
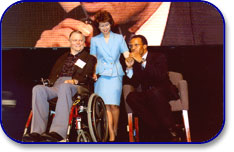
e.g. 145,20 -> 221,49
76,85 -> 90,96
79,75 -> 95,85
178,80 -> 189,110
77,75 -> 95,94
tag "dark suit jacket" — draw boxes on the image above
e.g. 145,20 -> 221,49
129,51 -> 178,100
48,48 -> 96,87
162,2 -> 223,45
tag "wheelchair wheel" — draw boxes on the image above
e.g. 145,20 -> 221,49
77,131 -> 92,142
87,94 -> 108,142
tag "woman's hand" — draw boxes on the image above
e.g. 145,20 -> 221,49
125,57 -> 135,68
93,73 -> 98,81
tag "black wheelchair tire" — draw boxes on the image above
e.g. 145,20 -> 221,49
87,94 -> 108,142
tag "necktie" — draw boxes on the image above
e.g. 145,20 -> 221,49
141,58 -> 146,70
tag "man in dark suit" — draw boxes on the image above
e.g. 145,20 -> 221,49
22,31 -> 96,142
125,35 -> 179,141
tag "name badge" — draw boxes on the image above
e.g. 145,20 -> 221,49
75,59 -> 86,69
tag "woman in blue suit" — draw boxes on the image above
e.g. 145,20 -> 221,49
90,11 -> 129,142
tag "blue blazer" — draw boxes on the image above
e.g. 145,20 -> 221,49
90,31 -> 128,77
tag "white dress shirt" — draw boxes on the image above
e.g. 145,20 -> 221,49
141,51 -> 148,69
135,2 -> 171,46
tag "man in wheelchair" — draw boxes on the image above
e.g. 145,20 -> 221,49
22,31 -> 96,142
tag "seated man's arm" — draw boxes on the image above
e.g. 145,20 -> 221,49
126,67 -> 133,79
125,56 -> 135,78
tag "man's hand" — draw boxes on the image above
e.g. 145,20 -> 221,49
125,57 -> 135,68
130,52 -> 143,63
64,79 -> 78,85
35,18 -> 93,47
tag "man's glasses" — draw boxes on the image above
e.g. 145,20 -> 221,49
128,44 -> 143,49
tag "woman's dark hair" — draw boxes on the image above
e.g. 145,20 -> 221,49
130,35 -> 148,45
93,10 -> 115,34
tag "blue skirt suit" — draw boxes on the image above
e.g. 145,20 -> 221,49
90,31 -> 128,105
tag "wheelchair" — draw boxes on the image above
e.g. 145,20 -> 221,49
22,77 -> 108,142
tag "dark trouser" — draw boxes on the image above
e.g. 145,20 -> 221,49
126,87 -> 174,129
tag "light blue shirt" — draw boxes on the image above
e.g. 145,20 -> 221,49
90,31 -> 128,76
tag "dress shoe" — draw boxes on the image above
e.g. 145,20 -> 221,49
41,132 -> 64,142
169,127 -> 182,142
22,132 -> 43,142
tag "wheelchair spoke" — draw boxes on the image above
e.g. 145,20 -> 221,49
95,119 -> 102,136
95,106 -> 104,119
